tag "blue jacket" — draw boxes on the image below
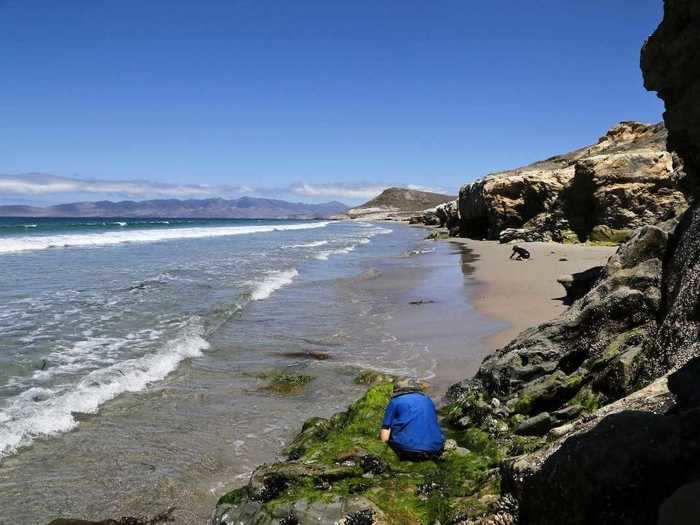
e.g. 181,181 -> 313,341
381,392 -> 445,454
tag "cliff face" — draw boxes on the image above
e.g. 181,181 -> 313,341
456,122 -> 687,242
642,0 -> 700,378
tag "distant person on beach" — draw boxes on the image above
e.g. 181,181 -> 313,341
380,379 -> 445,461
510,245 -> 531,260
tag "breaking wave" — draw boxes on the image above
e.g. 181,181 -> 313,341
0,222 -> 330,254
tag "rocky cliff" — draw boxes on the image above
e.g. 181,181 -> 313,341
451,121 -> 687,243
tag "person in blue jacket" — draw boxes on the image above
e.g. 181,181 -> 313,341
380,378 -> 445,461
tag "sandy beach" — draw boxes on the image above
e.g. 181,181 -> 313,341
450,238 -> 617,350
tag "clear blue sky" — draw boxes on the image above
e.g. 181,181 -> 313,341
0,0 -> 664,205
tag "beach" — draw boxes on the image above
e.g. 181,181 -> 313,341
450,238 -> 617,350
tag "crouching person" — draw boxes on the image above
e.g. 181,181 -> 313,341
380,378 -> 445,461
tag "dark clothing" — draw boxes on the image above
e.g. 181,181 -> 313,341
390,446 -> 442,462
510,246 -> 531,260
381,392 -> 445,457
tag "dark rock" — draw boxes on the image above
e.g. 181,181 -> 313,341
643,205 -> 700,377
359,454 -> 388,475
508,410 -> 685,525
658,482 -> 700,525
515,412 -> 554,436
342,509 -> 375,525
668,356 -> 700,410
551,405 -> 583,423
409,299 -> 436,305
556,265 -> 604,304
278,351 -> 331,361
642,0 -> 700,189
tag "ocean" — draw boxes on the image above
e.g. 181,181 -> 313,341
0,217 -> 496,524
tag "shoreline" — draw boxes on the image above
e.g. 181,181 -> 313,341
448,238 -> 617,351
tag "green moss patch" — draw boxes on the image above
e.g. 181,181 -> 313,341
219,380 -> 505,524
257,371 -> 315,395
587,225 -> 632,246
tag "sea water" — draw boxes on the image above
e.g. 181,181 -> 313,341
0,217 -> 496,524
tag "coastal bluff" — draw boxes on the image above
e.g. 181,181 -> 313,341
412,121 -> 687,245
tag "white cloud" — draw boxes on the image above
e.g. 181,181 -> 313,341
0,173 -> 245,198
406,184 -> 448,194
288,182 -> 388,199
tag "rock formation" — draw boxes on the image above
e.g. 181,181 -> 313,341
453,121 -> 687,243
448,3 -> 700,523
409,199 -> 460,232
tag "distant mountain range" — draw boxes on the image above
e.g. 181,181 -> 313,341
0,197 -> 349,219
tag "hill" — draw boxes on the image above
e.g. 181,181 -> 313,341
339,187 -> 456,220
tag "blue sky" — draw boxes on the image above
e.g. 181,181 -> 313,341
0,0 -> 664,205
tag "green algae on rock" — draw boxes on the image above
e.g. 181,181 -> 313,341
257,371 -> 315,395
211,381 -> 508,525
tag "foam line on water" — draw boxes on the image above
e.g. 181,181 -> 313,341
249,269 -> 299,301
284,240 -> 329,248
0,320 -> 209,460
0,221 -> 330,254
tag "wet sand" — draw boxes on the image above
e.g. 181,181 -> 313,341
449,239 -> 617,350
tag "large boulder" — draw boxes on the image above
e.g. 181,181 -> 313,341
500,373 -> 691,525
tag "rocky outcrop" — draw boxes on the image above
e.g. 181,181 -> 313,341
556,266 -> 605,304
456,122 -> 686,242
642,0 -> 700,188
409,199 -> 460,232
340,188 -> 455,221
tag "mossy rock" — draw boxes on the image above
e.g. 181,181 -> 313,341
216,381 -> 507,525
560,229 -> 581,244
354,369 -> 396,386
257,371 -> 315,395
511,370 -> 586,416
588,225 -> 632,245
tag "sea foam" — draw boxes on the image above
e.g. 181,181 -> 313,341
250,269 -> 299,301
0,320 -> 209,459
0,221 -> 330,254
285,240 -> 329,248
